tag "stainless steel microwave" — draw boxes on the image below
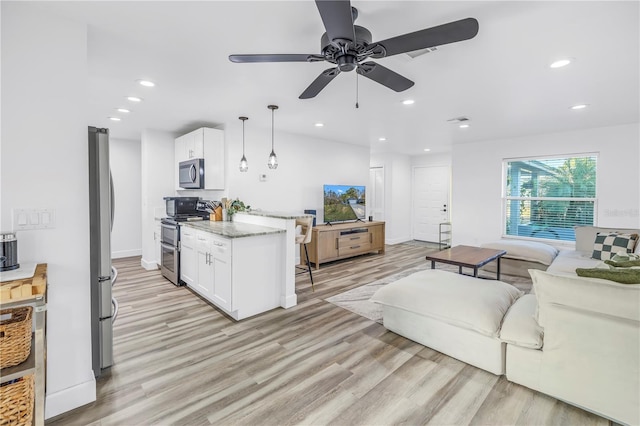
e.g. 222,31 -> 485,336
179,158 -> 204,189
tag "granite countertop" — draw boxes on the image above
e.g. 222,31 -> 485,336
181,220 -> 285,238
237,210 -> 314,220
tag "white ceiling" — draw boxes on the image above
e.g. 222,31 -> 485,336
39,1 -> 639,155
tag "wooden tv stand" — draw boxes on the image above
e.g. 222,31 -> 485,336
304,221 -> 385,269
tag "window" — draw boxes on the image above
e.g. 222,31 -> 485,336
503,154 -> 597,242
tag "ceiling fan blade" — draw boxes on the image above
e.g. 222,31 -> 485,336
315,0 -> 356,43
229,54 -> 324,63
372,17 -> 479,57
299,67 -> 341,99
357,62 -> 414,92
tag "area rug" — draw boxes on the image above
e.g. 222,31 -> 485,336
325,263 -> 533,324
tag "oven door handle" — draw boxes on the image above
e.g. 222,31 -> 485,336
161,223 -> 177,232
161,242 -> 176,251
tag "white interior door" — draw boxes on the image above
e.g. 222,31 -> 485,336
369,167 -> 385,221
413,166 -> 450,242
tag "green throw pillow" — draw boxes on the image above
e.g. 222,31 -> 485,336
576,268 -> 640,284
604,259 -> 640,268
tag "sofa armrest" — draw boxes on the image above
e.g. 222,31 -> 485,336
530,269 -> 640,424
530,269 -> 640,327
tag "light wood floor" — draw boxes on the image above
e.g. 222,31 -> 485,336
47,242 -> 609,426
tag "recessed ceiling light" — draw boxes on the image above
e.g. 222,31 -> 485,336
108,117 -> 121,121
550,58 -> 572,68
137,80 -> 155,87
314,122 -> 324,127
117,108 -> 130,113
459,124 -> 470,129
423,148 -> 431,152
402,99 -> 415,105
127,96 -> 142,102
570,104 -> 588,110
378,137 -> 386,142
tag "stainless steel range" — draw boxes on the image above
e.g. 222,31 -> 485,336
160,197 -> 208,286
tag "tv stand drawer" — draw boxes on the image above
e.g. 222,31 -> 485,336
338,241 -> 372,257
338,233 -> 370,248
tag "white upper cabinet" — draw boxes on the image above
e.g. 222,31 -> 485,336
174,127 -> 225,190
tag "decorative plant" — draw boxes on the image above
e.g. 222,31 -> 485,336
225,198 -> 250,217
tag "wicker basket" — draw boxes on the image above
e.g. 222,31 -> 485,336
0,307 -> 32,369
0,375 -> 34,426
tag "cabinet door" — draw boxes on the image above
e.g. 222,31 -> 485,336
191,128 -> 205,158
318,230 -> 340,260
210,236 -> 232,311
180,227 -> 197,286
203,128 -> 225,190
195,232 -> 214,298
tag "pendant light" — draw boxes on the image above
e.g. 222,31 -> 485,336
267,105 -> 278,169
239,116 -> 248,172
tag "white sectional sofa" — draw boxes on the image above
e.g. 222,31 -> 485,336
372,226 -> 640,425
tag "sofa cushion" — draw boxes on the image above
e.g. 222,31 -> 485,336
574,225 -> 640,253
500,294 -> 543,349
530,269 -> 640,328
371,269 -> 523,337
591,232 -> 638,260
546,249 -> 601,275
481,240 -> 558,266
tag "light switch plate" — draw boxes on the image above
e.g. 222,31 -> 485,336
12,208 -> 56,230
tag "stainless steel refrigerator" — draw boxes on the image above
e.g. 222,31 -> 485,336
88,126 -> 118,377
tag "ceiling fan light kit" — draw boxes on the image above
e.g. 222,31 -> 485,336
229,0 -> 479,99
267,105 -> 279,170
239,116 -> 249,173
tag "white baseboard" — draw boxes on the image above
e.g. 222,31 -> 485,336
281,293 -> 297,309
112,248 -> 142,259
386,236 -> 412,245
141,258 -> 159,270
45,377 -> 96,419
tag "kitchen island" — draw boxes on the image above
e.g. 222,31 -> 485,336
234,210 -> 314,309
180,220 -> 285,320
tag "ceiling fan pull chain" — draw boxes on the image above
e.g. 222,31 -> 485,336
355,72 -> 359,109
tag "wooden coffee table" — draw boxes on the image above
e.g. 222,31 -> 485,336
425,245 -> 507,279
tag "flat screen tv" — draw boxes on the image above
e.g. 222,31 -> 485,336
323,184 -> 366,224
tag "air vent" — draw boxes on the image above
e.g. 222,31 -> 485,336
406,46 -> 438,59
447,116 -> 470,123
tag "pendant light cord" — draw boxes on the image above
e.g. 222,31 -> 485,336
271,107 -> 275,150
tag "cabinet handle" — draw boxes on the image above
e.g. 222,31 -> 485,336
350,237 -> 359,240
350,245 -> 360,249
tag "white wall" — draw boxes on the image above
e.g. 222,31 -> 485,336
452,123 -> 640,246
110,138 -> 142,258
1,2 -> 96,418
371,152 -> 412,244
181,124 -> 370,222
140,129 -> 175,269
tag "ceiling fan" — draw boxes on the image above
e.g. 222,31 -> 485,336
229,0 -> 479,99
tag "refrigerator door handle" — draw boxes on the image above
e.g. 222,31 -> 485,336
111,266 -> 118,287
110,171 -> 115,233
112,297 -> 119,324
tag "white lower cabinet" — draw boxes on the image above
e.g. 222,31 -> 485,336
181,226 -> 283,320
210,236 -> 232,311
179,226 -> 197,286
